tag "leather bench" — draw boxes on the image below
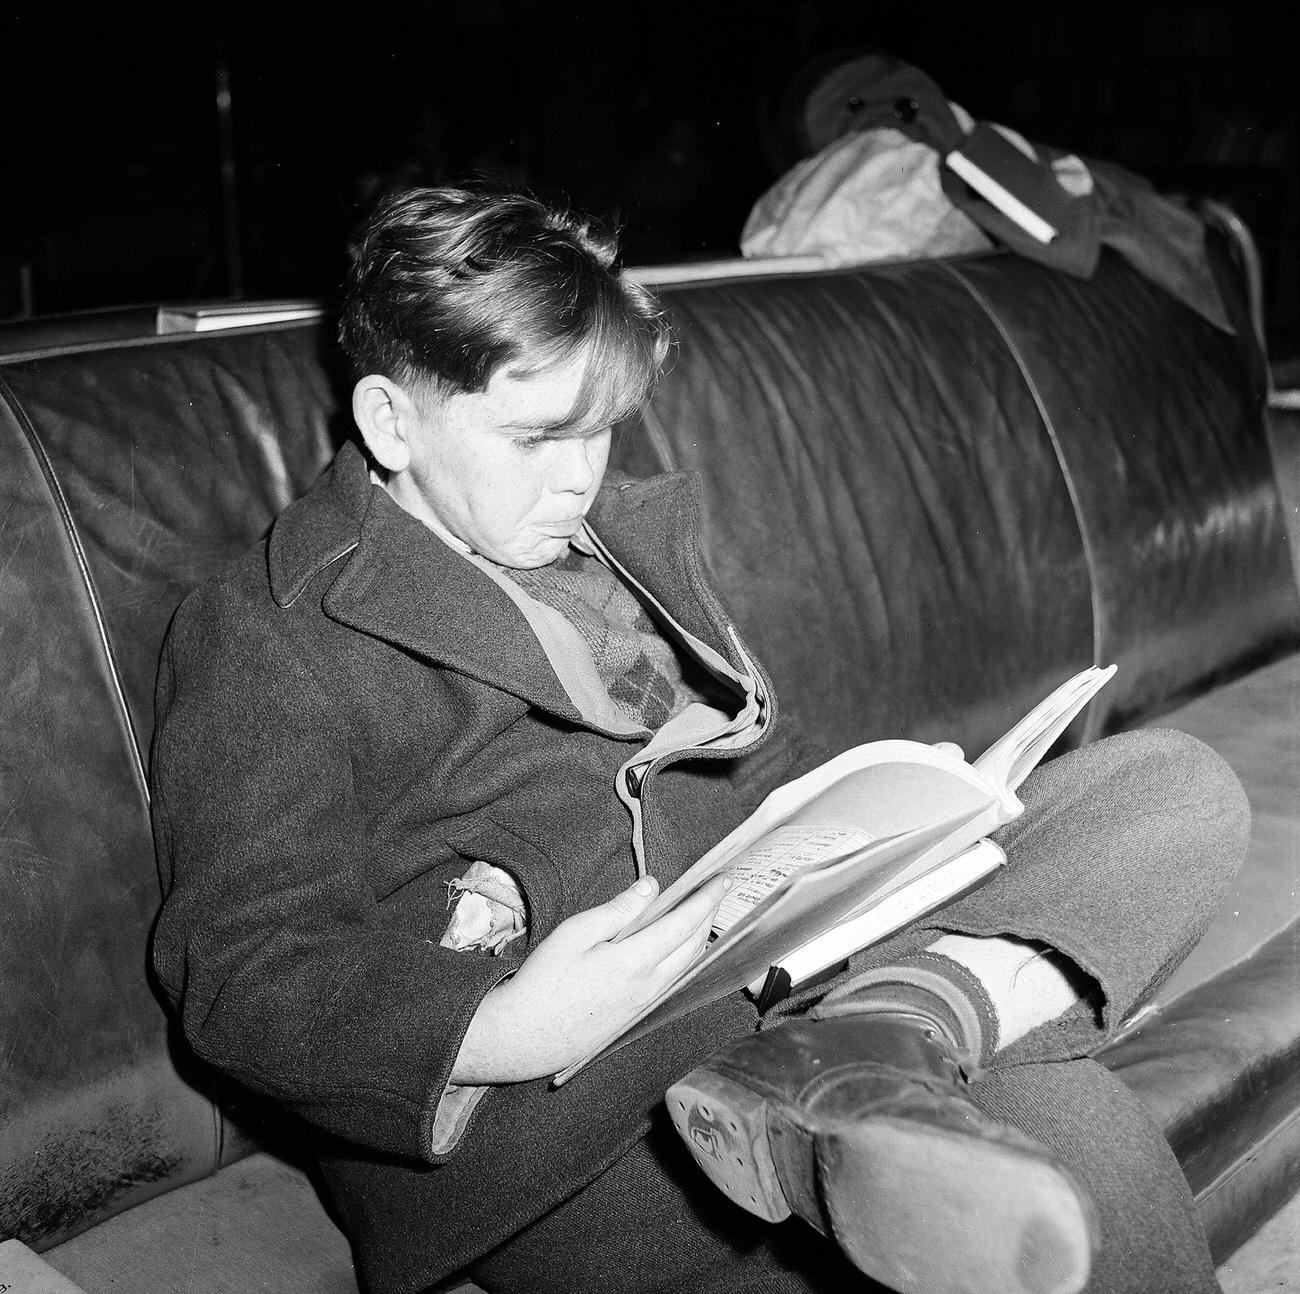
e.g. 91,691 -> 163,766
2,238 -> 1297,1290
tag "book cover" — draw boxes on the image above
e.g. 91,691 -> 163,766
945,123 -> 1077,244
156,301 -> 323,334
752,837 -> 1007,1010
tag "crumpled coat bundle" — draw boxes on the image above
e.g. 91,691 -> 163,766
741,124 -> 994,265
742,52 -> 1231,333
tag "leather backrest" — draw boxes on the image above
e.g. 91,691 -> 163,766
948,251 -> 1293,732
614,258 -> 1097,759
616,249 -> 1297,754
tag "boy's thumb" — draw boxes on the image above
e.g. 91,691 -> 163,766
595,874 -> 660,936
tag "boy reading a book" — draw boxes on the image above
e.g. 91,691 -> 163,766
151,185 -> 1248,1294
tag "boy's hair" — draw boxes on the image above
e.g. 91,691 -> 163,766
339,186 -> 671,431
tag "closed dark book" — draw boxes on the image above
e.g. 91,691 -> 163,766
945,123 -> 1076,243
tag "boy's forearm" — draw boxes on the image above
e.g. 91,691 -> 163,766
450,979 -> 552,1084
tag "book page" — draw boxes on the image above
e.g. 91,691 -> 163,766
974,664 -> 1116,793
619,740 -> 999,942
784,760 -> 993,833
713,823 -> 877,934
706,759 -> 999,936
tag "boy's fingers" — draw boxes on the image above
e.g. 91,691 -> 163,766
654,903 -> 718,981
573,875 -> 660,943
621,876 -> 728,966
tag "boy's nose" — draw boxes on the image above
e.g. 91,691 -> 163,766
553,438 -> 599,494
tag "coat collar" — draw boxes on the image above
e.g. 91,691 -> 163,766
266,442 -> 722,723
268,441 -> 370,606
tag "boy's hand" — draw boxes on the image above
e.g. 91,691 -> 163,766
450,874 -> 729,1083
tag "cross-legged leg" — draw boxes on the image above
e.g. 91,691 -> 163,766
669,727 -> 1249,1294
970,1057 -> 1222,1294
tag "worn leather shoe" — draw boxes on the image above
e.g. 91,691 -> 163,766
667,1015 -> 1098,1294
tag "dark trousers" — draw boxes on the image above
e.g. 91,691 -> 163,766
470,729 -> 1249,1294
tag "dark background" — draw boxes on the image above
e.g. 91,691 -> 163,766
3,1 -> 1295,351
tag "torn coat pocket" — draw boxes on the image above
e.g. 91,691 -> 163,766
426,861 -> 527,1157
441,859 -> 528,955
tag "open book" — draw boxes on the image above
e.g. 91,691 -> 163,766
750,836 -> 1008,1011
554,663 -> 1115,1084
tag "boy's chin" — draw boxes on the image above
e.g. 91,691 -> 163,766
492,536 -> 571,569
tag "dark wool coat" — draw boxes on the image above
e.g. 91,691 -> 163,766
150,442 -> 818,1293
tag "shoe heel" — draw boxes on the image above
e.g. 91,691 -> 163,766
666,1069 -> 792,1222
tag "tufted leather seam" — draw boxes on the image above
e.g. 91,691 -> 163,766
0,374 -> 150,801
0,374 -> 228,1180
939,261 -> 1106,742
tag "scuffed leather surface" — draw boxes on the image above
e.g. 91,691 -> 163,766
614,262 -> 1097,761
948,251 -> 1300,732
0,329 -> 347,746
0,328 -> 344,1246
0,387 -> 218,1246
1105,919 -> 1300,1259
618,251 -> 1299,756
0,1059 -> 219,1250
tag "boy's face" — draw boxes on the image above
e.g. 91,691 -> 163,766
386,350 -> 612,569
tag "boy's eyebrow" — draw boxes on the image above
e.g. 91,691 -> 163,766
501,414 -> 606,438
501,415 -> 576,431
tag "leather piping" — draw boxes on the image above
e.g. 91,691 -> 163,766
0,376 -> 150,803
940,263 -> 1107,741
0,317 -> 321,367
637,402 -> 680,473
1,375 -> 227,1176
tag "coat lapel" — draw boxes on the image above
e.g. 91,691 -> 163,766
588,471 -> 738,665
268,444 -> 738,725
324,486 -> 583,721
268,443 -> 575,719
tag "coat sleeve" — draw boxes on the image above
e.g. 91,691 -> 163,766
149,588 -> 514,1163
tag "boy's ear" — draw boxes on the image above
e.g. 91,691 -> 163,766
352,374 -> 416,474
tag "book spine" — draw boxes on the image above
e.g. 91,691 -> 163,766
767,841 -> 1006,1002
945,151 -> 1058,244
754,965 -> 792,1014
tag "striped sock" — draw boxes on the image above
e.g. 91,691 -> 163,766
810,951 -> 1001,1068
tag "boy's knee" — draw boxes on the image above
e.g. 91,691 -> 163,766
1111,727 -> 1251,883
1131,727 -> 1247,814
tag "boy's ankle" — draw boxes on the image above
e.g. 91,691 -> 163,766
811,949 -> 1002,1070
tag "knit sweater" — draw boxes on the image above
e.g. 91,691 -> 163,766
502,546 -> 715,730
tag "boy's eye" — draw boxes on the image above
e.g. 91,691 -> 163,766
510,426 -> 608,451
